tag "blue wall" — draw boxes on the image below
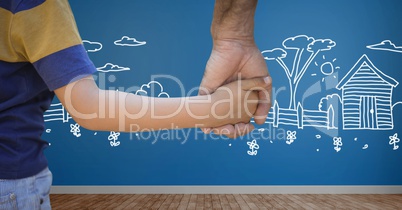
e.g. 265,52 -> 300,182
44,0 -> 402,185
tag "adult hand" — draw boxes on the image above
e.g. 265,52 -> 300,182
199,39 -> 272,138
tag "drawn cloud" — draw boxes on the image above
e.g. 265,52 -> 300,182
261,48 -> 287,60
367,40 -> 402,53
82,40 -> 102,52
114,36 -> 146,47
96,63 -> 130,72
135,81 -> 170,98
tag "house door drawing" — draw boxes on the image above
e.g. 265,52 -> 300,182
360,96 -> 378,129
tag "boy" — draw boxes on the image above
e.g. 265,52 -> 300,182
0,0 -> 270,209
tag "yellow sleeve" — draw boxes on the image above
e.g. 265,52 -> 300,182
11,0 -> 83,63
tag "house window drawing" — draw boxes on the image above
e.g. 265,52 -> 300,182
336,54 -> 399,130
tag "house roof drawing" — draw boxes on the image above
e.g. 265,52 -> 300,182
336,54 -> 399,89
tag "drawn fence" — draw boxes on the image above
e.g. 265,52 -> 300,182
263,101 -> 336,129
43,103 -> 72,123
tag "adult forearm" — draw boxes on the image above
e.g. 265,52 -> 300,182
211,0 -> 258,41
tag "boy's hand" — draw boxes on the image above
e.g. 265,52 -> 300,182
207,77 -> 270,138
199,40 -> 271,138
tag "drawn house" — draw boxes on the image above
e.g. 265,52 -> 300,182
336,54 -> 399,130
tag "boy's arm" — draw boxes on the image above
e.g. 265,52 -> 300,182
54,76 -> 268,133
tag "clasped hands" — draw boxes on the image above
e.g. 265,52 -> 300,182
199,39 -> 272,138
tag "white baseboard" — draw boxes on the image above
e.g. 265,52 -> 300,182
50,186 -> 402,194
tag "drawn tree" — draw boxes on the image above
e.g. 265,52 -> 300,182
319,94 -> 342,111
262,35 -> 336,109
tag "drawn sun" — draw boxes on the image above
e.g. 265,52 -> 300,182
313,55 -> 340,82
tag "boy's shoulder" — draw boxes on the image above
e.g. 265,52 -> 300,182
0,0 -> 46,14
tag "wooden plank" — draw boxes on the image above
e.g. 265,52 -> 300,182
187,194 -> 197,210
210,194 -> 222,209
253,194 -> 274,209
267,195 -> 288,209
176,194 -> 191,210
225,194 -> 241,209
279,194 -> 307,209
249,194 -> 269,209
91,194 -> 115,209
168,194 -> 184,209
121,194 -> 148,209
128,194 -> 154,209
114,194 -> 142,210
233,194 -> 250,210
240,194 -> 260,209
204,194 -> 213,209
158,194 -> 175,209
149,194 -> 169,209
218,194 -> 231,210
195,194 -> 205,210
141,194 -> 162,209
103,194 -> 132,209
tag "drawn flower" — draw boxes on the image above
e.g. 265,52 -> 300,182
286,130 -> 297,144
333,137 -> 342,152
108,131 -> 121,147
70,123 -> 81,138
389,133 -> 400,150
247,139 -> 259,156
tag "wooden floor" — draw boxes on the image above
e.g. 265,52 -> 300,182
50,194 -> 402,210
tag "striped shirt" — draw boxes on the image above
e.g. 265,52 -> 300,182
0,0 -> 96,179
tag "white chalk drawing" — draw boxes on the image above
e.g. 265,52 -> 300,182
314,55 -> 340,79
316,149 -> 320,152
362,144 -> 369,150
367,40 -> 402,53
389,133 -> 400,150
97,63 -> 130,73
392,101 -> 402,110
108,131 -> 121,147
43,103 -> 72,123
354,138 -> 358,141
229,144 -> 232,147
261,36 -> 401,133
247,139 -> 259,156
259,100 -> 337,129
70,123 -> 81,138
94,132 -> 97,135
315,134 -> 321,139
333,137 -> 342,152
257,128 -> 265,133
286,130 -> 297,144
82,40 -> 102,52
135,81 -> 170,97
45,129 -> 51,133
259,35 -> 340,130
114,36 -> 146,47
262,35 -> 336,109
336,54 -> 399,130
319,94 -> 342,111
